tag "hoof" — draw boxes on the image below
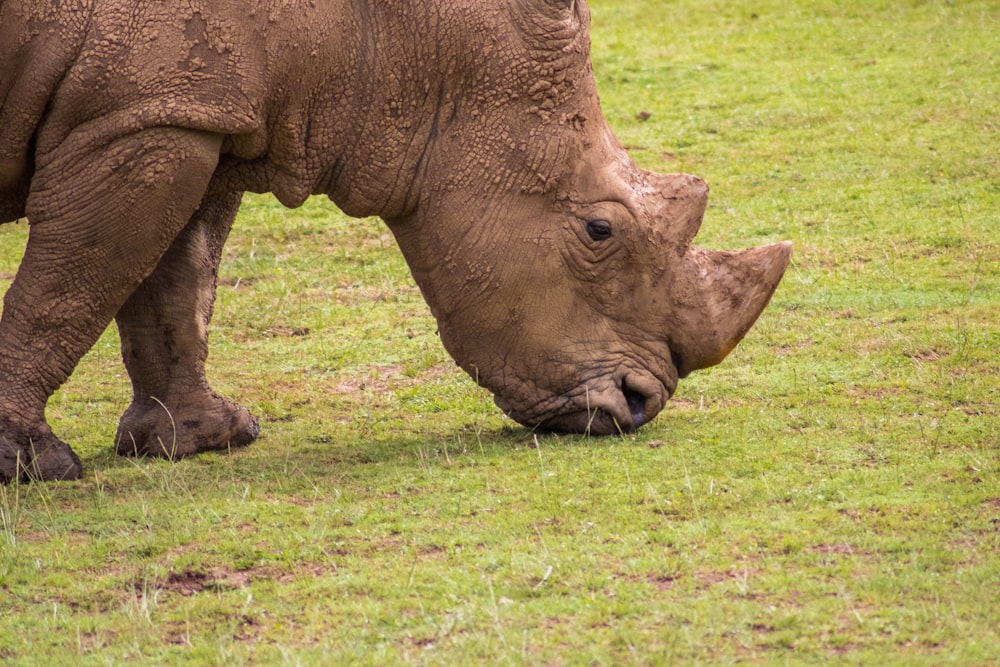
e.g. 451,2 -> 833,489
24,437 -> 84,481
0,422 -> 83,483
116,396 -> 260,459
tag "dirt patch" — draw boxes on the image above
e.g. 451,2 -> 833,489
689,567 -> 761,593
160,567 -> 253,596
775,338 -> 814,356
695,570 -> 731,586
809,543 -> 870,557
979,498 -> 1000,526
328,362 -> 455,395
953,401 -> 996,417
647,573 -> 678,592
218,275 -> 260,288
331,364 -> 404,394
250,561 -> 334,585
906,348 -> 945,362
262,325 -> 311,337
844,386 -> 903,399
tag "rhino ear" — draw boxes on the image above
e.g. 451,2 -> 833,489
513,0 -> 586,42
538,0 -> 577,12
542,0 -> 583,20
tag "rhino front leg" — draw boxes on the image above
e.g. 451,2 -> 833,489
0,127 -> 224,482
0,419 -> 81,484
114,192 -> 259,459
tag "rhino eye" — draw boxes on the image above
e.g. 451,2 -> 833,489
586,219 -> 613,241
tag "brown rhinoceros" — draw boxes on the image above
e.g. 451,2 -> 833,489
0,0 -> 791,483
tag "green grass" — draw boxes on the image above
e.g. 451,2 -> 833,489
1,0 -> 997,663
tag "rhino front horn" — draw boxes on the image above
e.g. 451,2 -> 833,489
670,241 -> 792,377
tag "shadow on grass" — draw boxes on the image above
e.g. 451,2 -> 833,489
76,417 -> 638,490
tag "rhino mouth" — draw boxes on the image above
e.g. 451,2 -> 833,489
499,373 -> 672,436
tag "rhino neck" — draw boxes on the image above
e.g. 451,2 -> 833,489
328,0 -> 593,221
317,4 -> 457,219
381,0 -> 599,318
212,0 -> 461,219
317,1 -> 547,221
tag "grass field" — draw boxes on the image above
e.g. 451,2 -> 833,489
1,0 -> 997,664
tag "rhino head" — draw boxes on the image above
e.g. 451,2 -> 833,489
383,0 -> 791,435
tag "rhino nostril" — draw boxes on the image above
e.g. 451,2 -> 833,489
621,379 -> 647,428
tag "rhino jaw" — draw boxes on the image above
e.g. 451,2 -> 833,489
670,240 -> 792,378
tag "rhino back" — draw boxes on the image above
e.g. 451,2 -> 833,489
33,1 -> 269,152
2,0 -> 369,212
2,0 -> 525,218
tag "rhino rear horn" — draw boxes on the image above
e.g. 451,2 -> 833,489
644,172 -> 710,253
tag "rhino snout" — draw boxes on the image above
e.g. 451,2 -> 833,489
495,371 -> 670,436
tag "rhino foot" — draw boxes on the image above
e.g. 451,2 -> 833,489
115,395 -> 260,460
0,420 -> 83,483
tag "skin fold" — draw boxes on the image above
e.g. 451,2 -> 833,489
0,0 -> 790,483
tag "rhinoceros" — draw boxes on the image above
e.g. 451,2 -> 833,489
0,0 -> 791,483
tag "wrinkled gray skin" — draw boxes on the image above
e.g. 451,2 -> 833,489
0,0 -> 791,483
